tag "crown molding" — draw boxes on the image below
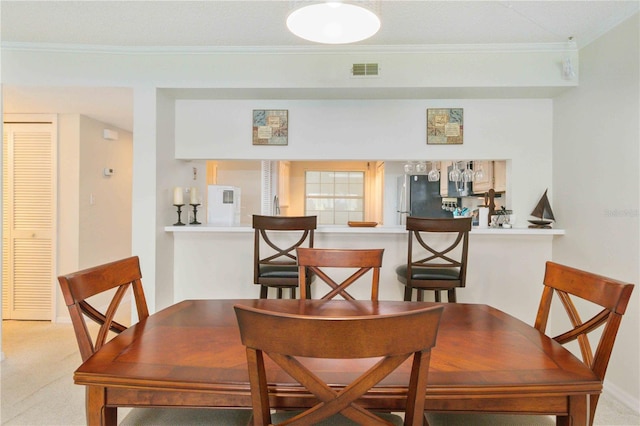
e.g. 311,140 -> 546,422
1,41 -> 577,55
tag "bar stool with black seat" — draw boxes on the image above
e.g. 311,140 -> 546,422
253,214 -> 317,299
396,216 -> 472,302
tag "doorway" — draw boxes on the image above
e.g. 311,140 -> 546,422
2,118 -> 57,320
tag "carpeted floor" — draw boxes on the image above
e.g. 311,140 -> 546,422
2,320 -> 638,425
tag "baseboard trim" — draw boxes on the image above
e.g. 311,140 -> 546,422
604,379 -> 640,415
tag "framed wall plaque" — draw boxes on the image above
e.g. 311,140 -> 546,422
427,108 -> 463,145
253,110 -> 288,145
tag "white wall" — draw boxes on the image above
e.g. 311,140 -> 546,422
2,47 -> 575,92
57,114 -> 81,297
553,13 -> 640,408
176,98 -> 552,228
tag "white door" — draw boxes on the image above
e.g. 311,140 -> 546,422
2,121 -> 56,320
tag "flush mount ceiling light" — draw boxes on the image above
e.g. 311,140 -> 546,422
287,1 -> 381,44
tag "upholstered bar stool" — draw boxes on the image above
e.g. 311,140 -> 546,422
396,216 -> 472,302
252,214 -> 316,299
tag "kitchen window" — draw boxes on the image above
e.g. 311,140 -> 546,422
305,171 -> 364,225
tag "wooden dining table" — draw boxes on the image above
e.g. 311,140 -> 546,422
74,299 -> 601,426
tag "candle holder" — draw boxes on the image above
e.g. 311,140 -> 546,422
189,204 -> 201,225
173,204 -> 186,226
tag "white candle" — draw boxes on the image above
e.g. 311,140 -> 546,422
173,187 -> 184,205
190,187 -> 198,204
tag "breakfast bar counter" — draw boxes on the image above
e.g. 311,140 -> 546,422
165,224 -> 563,323
165,224 -> 564,235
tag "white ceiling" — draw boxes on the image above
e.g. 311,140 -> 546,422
2,1 -> 639,131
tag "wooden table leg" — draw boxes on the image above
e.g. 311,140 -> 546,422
86,386 -> 117,426
557,394 -> 588,426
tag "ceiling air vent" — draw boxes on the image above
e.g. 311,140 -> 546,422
351,63 -> 379,77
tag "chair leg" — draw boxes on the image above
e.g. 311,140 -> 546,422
417,289 -> 424,302
260,286 -> 268,299
404,286 -> 413,301
434,291 -> 441,302
277,288 -> 283,299
447,288 -> 457,303
290,287 -> 296,299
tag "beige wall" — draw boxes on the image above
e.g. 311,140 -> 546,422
553,13 -> 639,406
210,160 -> 262,225
78,115 -> 133,268
56,114 -> 133,320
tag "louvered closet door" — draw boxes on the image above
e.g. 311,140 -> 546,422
2,122 -> 56,320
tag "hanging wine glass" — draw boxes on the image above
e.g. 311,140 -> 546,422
462,161 -> 474,183
449,161 -> 461,182
474,162 -> 485,181
403,162 -> 415,174
427,161 -> 440,181
415,162 -> 427,173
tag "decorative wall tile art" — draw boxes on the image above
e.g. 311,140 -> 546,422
427,108 -> 463,145
253,110 -> 288,145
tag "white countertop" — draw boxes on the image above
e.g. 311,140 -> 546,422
165,224 -> 564,235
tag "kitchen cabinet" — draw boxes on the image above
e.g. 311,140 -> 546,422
472,160 -> 507,194
472,161 -> 493,194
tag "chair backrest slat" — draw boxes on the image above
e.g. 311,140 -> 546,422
57,256 -> 149,362
297,248 -> 384,300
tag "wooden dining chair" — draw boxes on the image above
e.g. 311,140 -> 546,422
57,256 -> 149,362
534,261 -> 635,425
234,303 -> 444,426
296,247 -> 384,300
396,216 -> 472,302
253,215 -> 316,299
58,256 -> 252,425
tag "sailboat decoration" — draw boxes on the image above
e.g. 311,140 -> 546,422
528,189 -> 555,228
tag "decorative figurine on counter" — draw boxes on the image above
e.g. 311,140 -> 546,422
481,189 -> 496,227
528,189 -> 555,229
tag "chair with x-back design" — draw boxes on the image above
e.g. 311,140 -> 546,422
253,215 -> 317,299
58,256 -> 253,425
58,256 -> 149,362
396,216 -> 472,302
534,261 -> 634,425
296,247 -> 384,300
235,303 -> 443,426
